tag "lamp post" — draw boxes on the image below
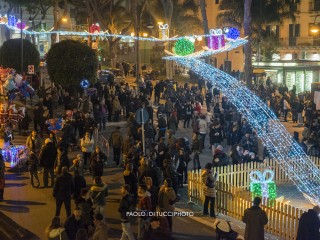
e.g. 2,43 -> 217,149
20,6 -> 23,74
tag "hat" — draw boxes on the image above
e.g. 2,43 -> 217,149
217,145 -> 223,151
45,138 -> 52,144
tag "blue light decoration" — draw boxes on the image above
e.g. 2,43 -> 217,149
224,27 -> 240,40
8,15 -> 16,27
80,79 -> 89,89
2,145 -> 27,167
166,56 -> 320,206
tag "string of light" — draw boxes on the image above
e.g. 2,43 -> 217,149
168,56 -> 320,206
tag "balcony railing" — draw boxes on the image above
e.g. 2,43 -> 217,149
309,1 -> 320,11
279,37 -> 320,47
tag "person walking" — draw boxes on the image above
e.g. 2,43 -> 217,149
201,163 -> 218,218
296,206 -> 320,240
118,184 -> 136,240
91,213 -> 108,240
26,151 -> 40,188
39,138 -> 57,188
158,179 -> 176,232
26,130 -> 42,155
80,132 -> 94,170
109,126 -> 123,167
90,177 -> 108,215
242,197 -> 268,240
0,153 -> 5,201
64,208 -> 84,240
90,146 -> 107,178
53,166 -> 75,217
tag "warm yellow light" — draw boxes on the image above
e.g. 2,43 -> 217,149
143,33 -> 148,37
158,22 -> 163,25
62,17 -> 68,22
197,36 -> 203,41
131,32 -> 134,37
310,24 -> 320,33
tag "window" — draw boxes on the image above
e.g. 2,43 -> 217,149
310,0 -> 320,11
266,25 -> 279,38
289,24 -> 300,46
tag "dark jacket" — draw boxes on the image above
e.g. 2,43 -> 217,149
296,209 -> 320,240
242,206 -> 268,240
90,151 -> 106,177
39,142 -> 57,169
209,126 -> 223,144
26,152 -> 38,172
118,193 -> 133,222
53,172 -> 74,200
64,214 -> 84,240
55,152 -> 70,174
73,175 -> 86,199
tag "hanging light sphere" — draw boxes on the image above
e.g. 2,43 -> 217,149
197,36 -> 203,41
173,38 -> 195,56
225,27 -> 240,40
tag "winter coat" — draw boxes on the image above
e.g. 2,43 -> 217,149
80,136 -> 94,153
26,135 -> 42,153
209,126 -> 223,144
27,152 -> 38,172
213,150 -> 228,167
201,169 -> 217,197
91,182 -> 108,207
198,119 -> 207,134
242,206 -> 268,240
168,116 -> 178,134
73,175 -> 86,200
91,222 -> 108,240
158,186 -> 176,212
109,130 -> 123,148
138,191 -> 152,213
46,227 -> 69,240
296,209 -> 320,240
64,215 -> 84,240
39,142 -> 57,169
123,171 -> 138,196
76,198 -> 93,227
53,172 -> 74,200
118,193 -> 134,222
139,166 -> 160,188
90,152 -> 106,177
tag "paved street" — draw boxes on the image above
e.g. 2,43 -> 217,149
0,101 -> 305,239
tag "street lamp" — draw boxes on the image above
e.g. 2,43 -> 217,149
310,15 -> 320,34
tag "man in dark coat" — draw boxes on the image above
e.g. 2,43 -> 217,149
64,208 -> 84,240
296,206 -> 320,240
39,138 -> 57,188
53,166 -> 74,217
90,146 -> 107,178
243,197 -> 268,240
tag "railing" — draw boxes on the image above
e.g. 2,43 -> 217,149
187,157 -> 320,239
214,182 -> 304,240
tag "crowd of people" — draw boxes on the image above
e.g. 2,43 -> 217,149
1,72 -> 320,239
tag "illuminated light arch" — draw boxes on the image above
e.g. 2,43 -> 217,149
168,57 -> 320,205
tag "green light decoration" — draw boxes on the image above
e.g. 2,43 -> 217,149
173,38 -> 195,56
250,170 -> 277,200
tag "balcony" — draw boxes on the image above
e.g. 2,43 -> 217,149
279,37 -> 320,47
309,1 -> 320,11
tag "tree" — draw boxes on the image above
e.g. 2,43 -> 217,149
0,39 -> 40,73
46,40 -> 98,86
218,0 -> 296,88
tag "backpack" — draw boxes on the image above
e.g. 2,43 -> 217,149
205,175 -> 214,188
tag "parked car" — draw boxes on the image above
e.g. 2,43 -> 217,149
98,68 -> 125,85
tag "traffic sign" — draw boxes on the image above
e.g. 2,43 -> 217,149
28,65 -> 34,74
135,108 -> 149,124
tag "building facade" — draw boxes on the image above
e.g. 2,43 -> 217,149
206,0 -> 320,93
